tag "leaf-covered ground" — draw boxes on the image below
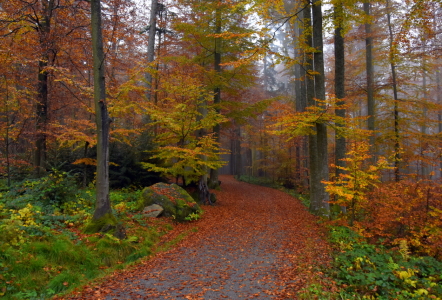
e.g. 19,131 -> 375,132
63,175 -> 332,299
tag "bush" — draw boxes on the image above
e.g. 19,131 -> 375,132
330,226 -> 442,299
3,170 -> 78,211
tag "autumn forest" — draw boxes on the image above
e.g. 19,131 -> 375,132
1,0 -> 442,299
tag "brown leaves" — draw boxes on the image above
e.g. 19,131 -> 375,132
61,176 -> 332,299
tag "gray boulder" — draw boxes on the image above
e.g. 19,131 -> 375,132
143,204 -> 164,218
138,183 -> 201,222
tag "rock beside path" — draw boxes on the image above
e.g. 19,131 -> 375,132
142,204 -> 164,218
138,183 -> 201,222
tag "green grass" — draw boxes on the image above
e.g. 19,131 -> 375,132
0,177 -> 187,300
0,220 -> 174,300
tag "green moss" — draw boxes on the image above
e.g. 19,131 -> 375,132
83,212 -> 117,233
138,183 -> 200,222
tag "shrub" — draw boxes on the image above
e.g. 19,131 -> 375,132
330,226 -> 442,299
3,170 -> 78,211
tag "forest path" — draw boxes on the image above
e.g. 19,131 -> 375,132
68,175 -> 331,300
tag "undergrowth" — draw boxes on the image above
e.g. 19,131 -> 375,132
0,171 -> 185,300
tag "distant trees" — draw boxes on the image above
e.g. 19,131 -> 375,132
1,0 -> 442,236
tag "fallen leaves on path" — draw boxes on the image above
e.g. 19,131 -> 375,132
60,176 -> 333,299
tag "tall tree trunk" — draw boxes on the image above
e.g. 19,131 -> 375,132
35,0 -> 55,176
305,1 -> 328,216
334,1 -> 346,214
311,0 -> 330,216
364,1 -> 375,157
2,76 -> 11,186
293,5 -> 307,185
91,0 -> 113,224
421,58 -> 429,178
196,99 -> 209,203
146,0 -> 158,101
304,1 -> 317,213
334,2 -> 346,179
437,67 -> 442,179
209,2 -> 222,188
386,0 -> 400,181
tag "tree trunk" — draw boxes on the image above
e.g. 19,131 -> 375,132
304,1 -> 317,213
334,1 -> 346,214
386,0 -> 400,181
209,3 -> 222,189
35,0 -> 55,176
311,0 -> 330,216
437,66 -> 442,179
364,1 -> 375,157
3,76 -> 11,186
421,58 -> 429,178
90,0 -> 114,225
334,2 -> 345,179
146,0 -> 158,101
293,4 -> 307,185
196,101 -> 210,203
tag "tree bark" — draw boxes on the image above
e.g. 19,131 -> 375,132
421,58 -> 429,178
364,2 -> 375,157
91,0 -> 113,223
435,65 -> 442,179
334,2 -> 345,179
311,0 -> 330,216
209,2 -> 222,188
304,0 -> 329,216
386,0 -> 400,181
34,0 -> 56,176
304,1 -> 317,214
2,75 -> 11,186
146,0 -> 158,101
334,2 -> 346,214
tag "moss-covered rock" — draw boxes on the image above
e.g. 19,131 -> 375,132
138,183 -> 201,222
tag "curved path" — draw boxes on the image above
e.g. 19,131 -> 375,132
67,176 -> 331,299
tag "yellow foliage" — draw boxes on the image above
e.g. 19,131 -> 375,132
10,204 -> 37,226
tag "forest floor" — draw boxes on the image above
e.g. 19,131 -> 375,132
62,175 -> 333,300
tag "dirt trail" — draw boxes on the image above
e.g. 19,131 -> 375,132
67,175 -> 331,299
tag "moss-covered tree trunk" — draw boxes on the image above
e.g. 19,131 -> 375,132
90,0 -> 114,227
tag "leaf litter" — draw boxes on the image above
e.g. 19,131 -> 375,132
60,175 -> 333,299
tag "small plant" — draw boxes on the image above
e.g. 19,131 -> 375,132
184,210 -> 202,221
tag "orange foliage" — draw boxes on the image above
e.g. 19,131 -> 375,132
355,181 -> 442,259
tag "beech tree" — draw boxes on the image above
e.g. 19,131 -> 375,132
89,0 -> 114,227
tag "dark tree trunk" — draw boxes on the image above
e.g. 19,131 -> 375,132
311,0 -> 330,216
334,2 -> 346,213
437,65 -> 442,179
209,3 -> 222,188
304,1 -> 318,214
146,0 -> 158,101
364,2 -> 375,157
386,0 -> 400,181
421,58 -> 428,178
35,0 -> 56,176
91,0 -> 113,224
